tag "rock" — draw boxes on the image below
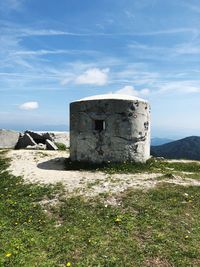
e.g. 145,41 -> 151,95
45,139 -> 58,150
42,132 -> 53,141
25,131 -> 53,144
49,132 -> 55,140
0,129 -> 20,149
26,144 -> 46,150
26,145 -> 38,150
37,143 -> 46,150
15,133 -> 37,149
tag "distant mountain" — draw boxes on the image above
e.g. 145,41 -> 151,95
151,137 -> 173,146
151,136 -> 200,160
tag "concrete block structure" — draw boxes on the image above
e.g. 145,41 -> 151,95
70,94 -> 151,163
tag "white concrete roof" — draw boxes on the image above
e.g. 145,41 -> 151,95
76,94 -> 147,103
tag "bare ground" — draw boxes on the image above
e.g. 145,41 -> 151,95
6,150 -> 200,197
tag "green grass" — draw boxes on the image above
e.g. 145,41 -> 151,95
65,157 -> 200,174
155,173 -> 176,181
182,173 -> 200,180
1,151 -> 200,266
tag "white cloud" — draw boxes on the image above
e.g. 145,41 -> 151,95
140,28 -> 198,36
115,85 -> 150,97
113,66 -> 159,85
13,49 -> 98,57
140,88 -> 150,95
128,41 -> 200,59
75,68 -> 109,86
14,28 -> 195,38
20,29 -> 69,37
60,77 -> 73,86
19,101 -> 39,110
25,27 -> 197,37
13,49 -> 67,56
158,81 -> 200,94
175,43 -> 200,55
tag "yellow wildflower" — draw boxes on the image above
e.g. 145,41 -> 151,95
115,218 -> 121,223
66,262 -> 71,267
5,252 -> 12,257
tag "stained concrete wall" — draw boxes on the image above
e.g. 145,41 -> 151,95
70,96 -> 150,163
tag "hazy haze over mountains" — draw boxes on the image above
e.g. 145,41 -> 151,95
151,138 -> 174,146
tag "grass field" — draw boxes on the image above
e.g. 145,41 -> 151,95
65,157 -> 200,174
0,151 -> 200,266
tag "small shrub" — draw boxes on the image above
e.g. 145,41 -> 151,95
55,142 -> 67,151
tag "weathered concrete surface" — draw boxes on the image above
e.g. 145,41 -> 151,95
26,144 -> 46,150
25,131 -> 52,144
32,132 -> 69,148
46,139 -> 58,150
0,129 -> 20,149
70,94 -> 151,163
16,133 -> 37,149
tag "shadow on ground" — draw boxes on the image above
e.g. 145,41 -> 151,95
37,157 -> 106,171
37,157 -> 67,171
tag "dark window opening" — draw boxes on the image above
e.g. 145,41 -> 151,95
94,120 -> 105,131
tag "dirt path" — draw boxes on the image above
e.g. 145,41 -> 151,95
6,150 -> 200,197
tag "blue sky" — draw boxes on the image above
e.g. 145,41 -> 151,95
0,0 -> 200,138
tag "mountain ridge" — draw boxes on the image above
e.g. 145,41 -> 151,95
151,136 -> 200,160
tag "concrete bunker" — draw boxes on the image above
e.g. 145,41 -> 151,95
70,94 -> 151,163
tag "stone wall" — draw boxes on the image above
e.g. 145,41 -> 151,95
70,97 -> 150,163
